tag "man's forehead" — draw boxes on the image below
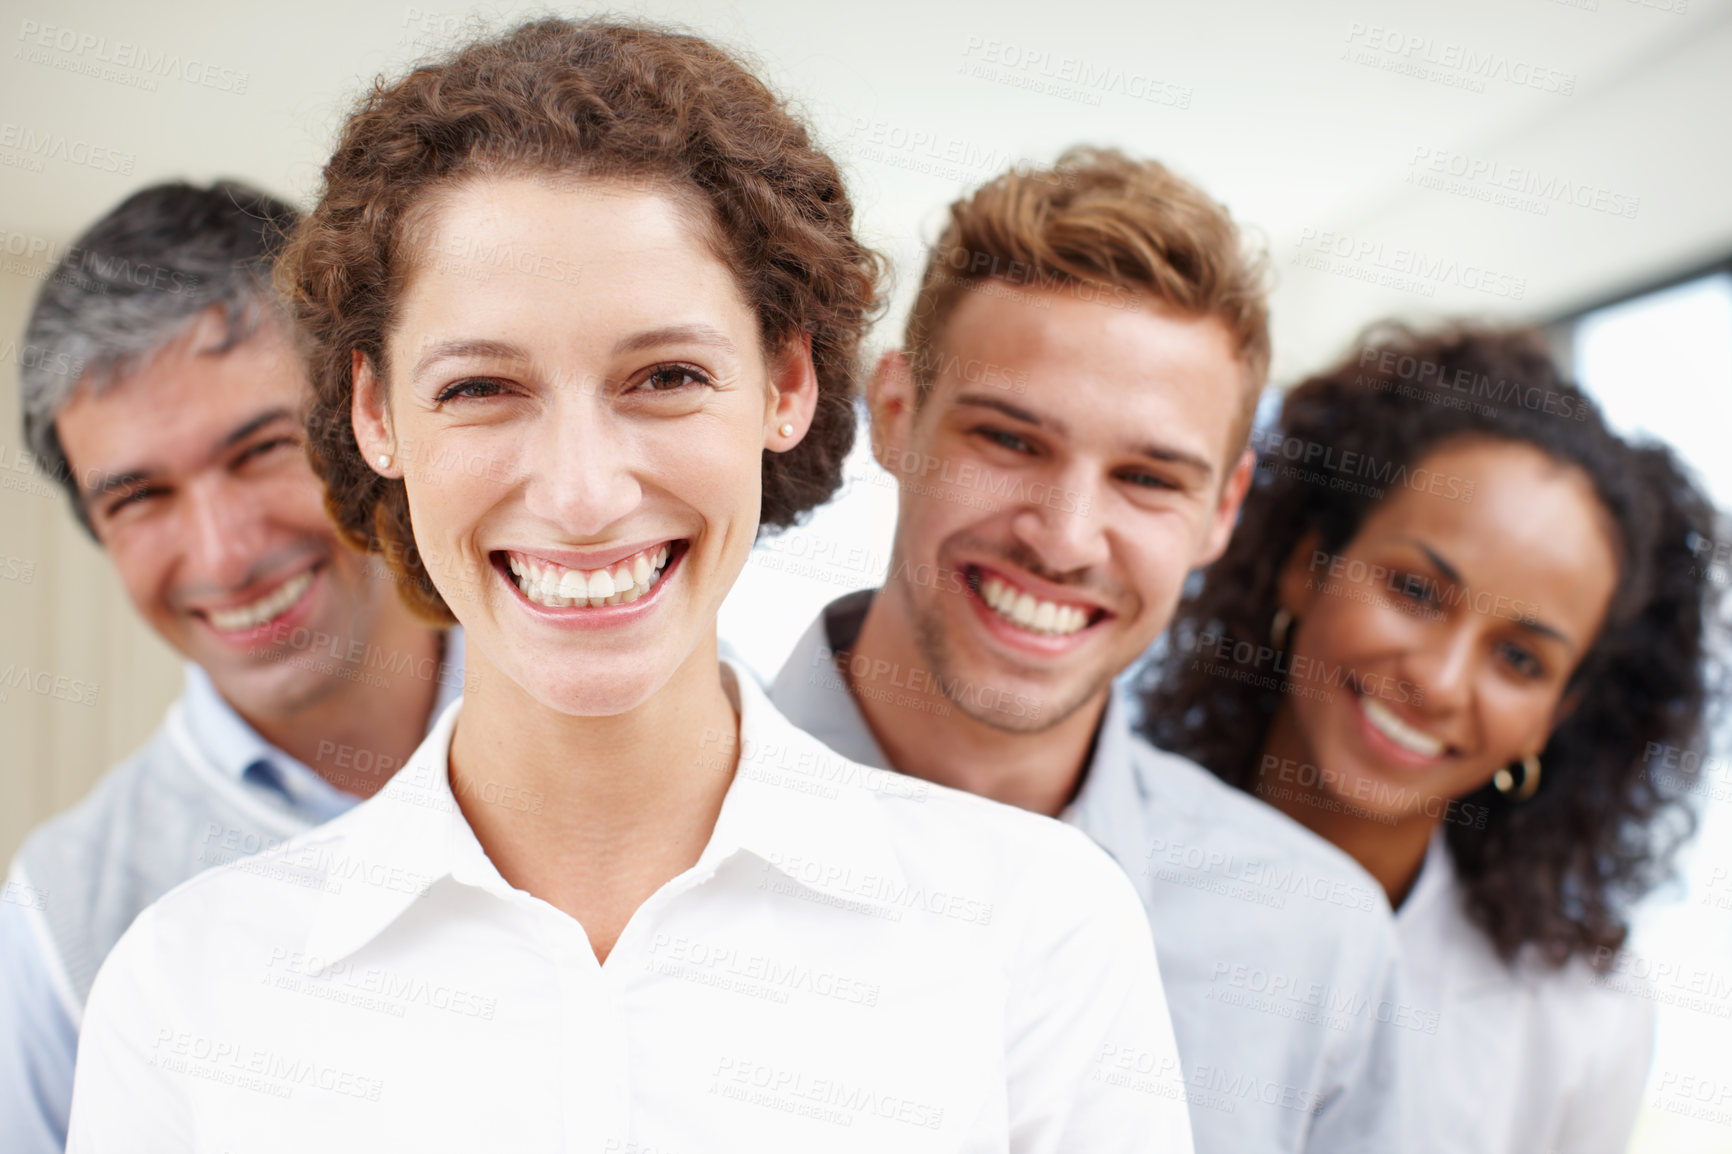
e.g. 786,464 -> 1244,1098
57,319 -> 306,475
924,288 -> 1250,467
84,313 -> 301,411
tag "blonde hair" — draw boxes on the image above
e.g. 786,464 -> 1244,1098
905,146 -> 1269,442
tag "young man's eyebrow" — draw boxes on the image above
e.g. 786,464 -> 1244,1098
952,392 -> 1212,478
1124,439 -> 1213,478
952,393 -> 1066,435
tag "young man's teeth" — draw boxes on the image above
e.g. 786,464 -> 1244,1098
978,574 -> 1091,637
509,544 -> 672,609
207,570 -> 314,632
1361,697 -> 1445,757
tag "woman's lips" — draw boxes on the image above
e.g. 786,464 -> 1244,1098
504,541 -> 674,608
1354,693 -> 1452,767
495,540 -> 687,624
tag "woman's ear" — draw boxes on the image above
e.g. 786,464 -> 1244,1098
351,350 -> 398,476
764,332 -> 819,452
1277,530 -> 1325,621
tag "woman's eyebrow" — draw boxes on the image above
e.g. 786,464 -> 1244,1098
1402,538 -> 1464,587
611,324 -> 737,357
411,338 -> 531,378
1403,536 -> 1575,649
410,327 -> 737,379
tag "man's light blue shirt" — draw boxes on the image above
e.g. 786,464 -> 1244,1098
1,638 -> 462,1152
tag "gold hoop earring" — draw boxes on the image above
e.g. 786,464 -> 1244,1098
1270,609 -> 1293,651
1493,754 -> 1541,802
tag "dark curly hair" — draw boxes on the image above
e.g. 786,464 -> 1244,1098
1140,323 -> 1724,967
280,16 -> 884,622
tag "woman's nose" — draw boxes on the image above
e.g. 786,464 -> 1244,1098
521,391 -> 645,537
1400,625 -> 1477,715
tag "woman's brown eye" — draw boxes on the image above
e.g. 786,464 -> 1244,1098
645,366 -> 709,391
1500,642 -> 1542,679
437,378 -> 506,403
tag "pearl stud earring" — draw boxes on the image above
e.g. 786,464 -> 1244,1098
378,454 -> 392,469
778,423 -> 795,438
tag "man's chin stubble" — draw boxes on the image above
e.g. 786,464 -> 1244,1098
911,609 -> 1110,737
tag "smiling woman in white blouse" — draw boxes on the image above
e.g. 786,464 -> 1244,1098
64,18 -> 1191,1154
1143,325 -> 1724,1154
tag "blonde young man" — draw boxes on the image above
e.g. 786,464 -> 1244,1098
772,149 -> 1412,1153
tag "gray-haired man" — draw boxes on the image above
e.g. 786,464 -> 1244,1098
1,182 -> 461,1151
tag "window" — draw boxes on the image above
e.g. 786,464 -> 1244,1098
1566,268 -> 1732,1152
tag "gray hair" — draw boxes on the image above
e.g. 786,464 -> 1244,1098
19,180 -> 301,533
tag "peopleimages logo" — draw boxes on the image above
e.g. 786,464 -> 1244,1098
0,227 -> 202,296
1407,146 -> 1640,220
1293,228 -> 1527,301
959,36 -> 1193,109
0,123 -> 135,175
15,19 -> 249,94
1342,22 -> 1576,95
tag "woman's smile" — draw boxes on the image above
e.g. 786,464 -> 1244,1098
496,539 -> 686,617
1354,693 -> 1452,766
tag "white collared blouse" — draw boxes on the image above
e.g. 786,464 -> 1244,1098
1397,830 -> 1655,1153
67,661 -> 1192,1154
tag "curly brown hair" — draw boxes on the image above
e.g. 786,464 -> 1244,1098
904,146 -> 1270,445
1140,324 -> 1725,967
280,17 -> 884,622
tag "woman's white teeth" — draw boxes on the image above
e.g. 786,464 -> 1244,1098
507,545 -> 672,609
979,575 -> 1091,637
1362,697 -> 1445,758
207,570 -> 314,633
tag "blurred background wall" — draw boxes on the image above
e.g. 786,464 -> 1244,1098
2,0 -> 1729,1147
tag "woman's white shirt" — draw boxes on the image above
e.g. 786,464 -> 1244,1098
1397,829 -> 1654,1154
66,660 -> 1192,1154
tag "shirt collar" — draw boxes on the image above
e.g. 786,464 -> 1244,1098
304,656 -> 907,972
1399,824 -> 1457,922
181,661 -> 299,783
771,590 -> 1151,870
178,628 -> 466,793
1398,825 -> 1524,996
1057,689 -> 1155,878
766,589 -> 889,768
703,661 -> 908,888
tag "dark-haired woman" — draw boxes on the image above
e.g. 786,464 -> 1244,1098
1142,326 -> 1721,1154
66,19 -> 1190,1153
